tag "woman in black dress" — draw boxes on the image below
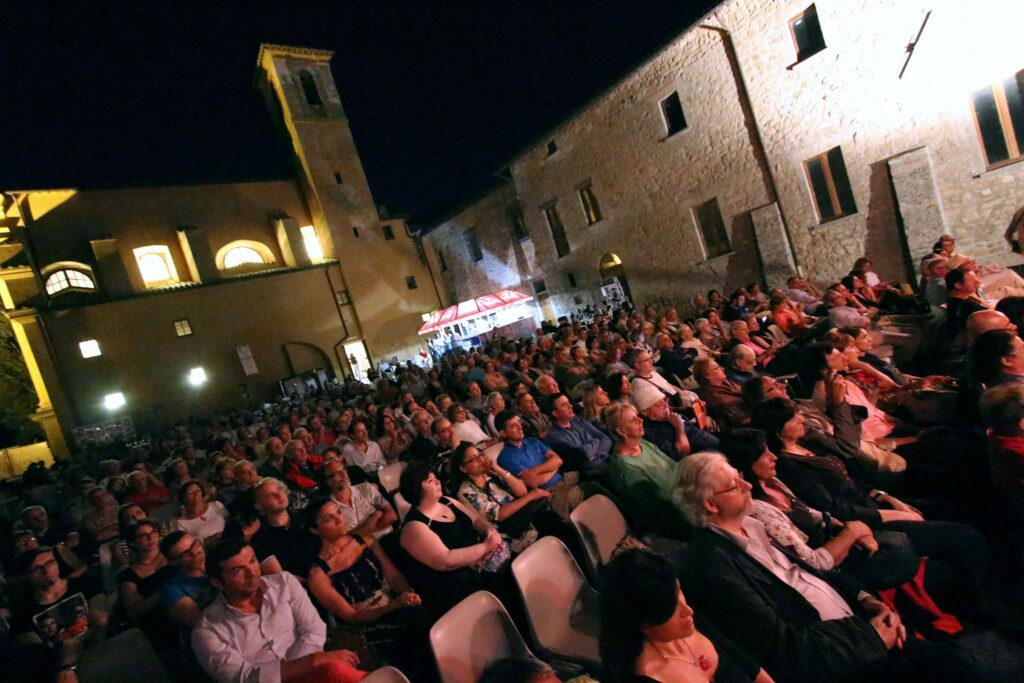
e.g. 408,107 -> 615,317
600,548 -> 771,683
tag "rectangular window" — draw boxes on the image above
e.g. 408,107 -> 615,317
693,198 -> 732,259
352,227 -> 360,237
660,92 -> 688,136
508,205 -> 529,240
405,276 -> 418,290
790,4 -> 826,62
533,279 -> 547,295
382,224 -> 395,240
300,225 -> 325,261
544,205 -> 570,258
567,272 -> 578,288
173,319 -> 193,337
803,146 -> 858,222
465,231 -> 483,262
79,339 -> 101,358
437,249 -> 448,272
578,183 -> 603,225
546,140 -> 558,156
972,70 -> 1024,168
334,172 -> 344,184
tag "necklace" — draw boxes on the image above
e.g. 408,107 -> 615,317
651,637 -> 712,673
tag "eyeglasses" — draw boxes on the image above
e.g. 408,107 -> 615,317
464,452 -> 486,465
714,475 -> 747,496
173,539 -> 203,562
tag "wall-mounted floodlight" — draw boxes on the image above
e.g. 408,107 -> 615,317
104,392 -> 125,410
188,367 -> 207,386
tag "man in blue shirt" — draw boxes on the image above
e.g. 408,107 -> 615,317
495,411 -> 564,490
541,394 -> 612,476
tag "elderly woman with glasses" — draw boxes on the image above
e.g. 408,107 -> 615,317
450,442 -> 548,553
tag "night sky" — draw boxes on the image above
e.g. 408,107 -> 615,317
1,2 -> 716,221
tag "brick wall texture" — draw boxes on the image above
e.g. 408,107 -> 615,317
425,0 -> 1024,320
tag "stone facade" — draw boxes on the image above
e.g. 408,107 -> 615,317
426,0 -> 1024,318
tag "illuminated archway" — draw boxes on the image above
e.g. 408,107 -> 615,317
215,240 -> 276,272
598,253 -> 632,305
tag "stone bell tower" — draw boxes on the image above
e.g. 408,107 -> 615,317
256,44 -> 439,364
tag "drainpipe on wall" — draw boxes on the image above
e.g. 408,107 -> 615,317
698,24 -> 802,276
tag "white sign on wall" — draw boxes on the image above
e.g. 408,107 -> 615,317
237,346 -> 259,376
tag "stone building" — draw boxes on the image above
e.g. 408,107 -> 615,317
425,0 -> 1024,319
0,44 -> 441,455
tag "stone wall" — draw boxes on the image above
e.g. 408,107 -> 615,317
426,0 -> 1024,319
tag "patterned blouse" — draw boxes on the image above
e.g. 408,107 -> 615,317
749,493 -> 834,571
457,476 -> 538,553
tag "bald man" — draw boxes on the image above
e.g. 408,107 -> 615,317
967,309 -> 1017,342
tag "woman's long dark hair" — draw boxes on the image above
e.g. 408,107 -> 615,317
604,372 -> 627,401
719,428 -> 769,498
793,342 -> 833,399
750,397 -> 798,454
599,549 -> 679,683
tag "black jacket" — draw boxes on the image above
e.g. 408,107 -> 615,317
683,527 -> 887,683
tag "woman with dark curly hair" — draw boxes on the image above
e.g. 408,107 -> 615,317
600,548 -> 769,682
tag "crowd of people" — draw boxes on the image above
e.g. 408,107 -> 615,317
3,234 -> 1024,682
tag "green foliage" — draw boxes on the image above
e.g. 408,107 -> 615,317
0,315 -> 43,447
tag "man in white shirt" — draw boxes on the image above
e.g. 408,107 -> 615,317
192,538 -> 364,683
321,459 -> 396,539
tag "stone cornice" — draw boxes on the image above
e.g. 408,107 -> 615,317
257,43 -> 334,68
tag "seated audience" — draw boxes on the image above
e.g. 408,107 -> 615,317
174,479 -> 228,543
192,538 -> 367,683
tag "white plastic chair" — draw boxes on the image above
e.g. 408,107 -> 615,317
394,492 -> 412,523
569,493 -> 629,582
379,461 -> 406,493
430,590 -> 535,683
511,536 -> 602,668
362,666 -> 411,683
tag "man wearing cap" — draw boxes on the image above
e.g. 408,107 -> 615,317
632,381 -> 718,461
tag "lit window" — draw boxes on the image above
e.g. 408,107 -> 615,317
223,246 -> 265,269
103,392 -> 125,410
174,319 -> 193,337
133,245 -> 178,287
578,183 -> 603,225
300,226 -> 325,261
544,205 -> 570,258
44,269 -> 96,295
693,198 -> 733,260
464,231 -> 483,263
188,367 -> 207,386
660,92 -> 688,136
804,146 -> 858,222
972,70 -> 1024,168
79,339 -> 101,358
790,4 -> 826,62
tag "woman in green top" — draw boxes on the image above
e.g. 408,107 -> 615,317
604,403 -> 691,540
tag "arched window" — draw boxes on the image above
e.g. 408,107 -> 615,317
214,240 -> 276,272
133,245 -> 179,288
222,246 -> 265,269
44,269 -> 96,296
299,71 -> 322,106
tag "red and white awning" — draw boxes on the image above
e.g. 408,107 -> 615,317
418,289 -> 534,335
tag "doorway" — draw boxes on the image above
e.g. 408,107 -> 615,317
598,253 -> 632,306
343,340 -> 372,381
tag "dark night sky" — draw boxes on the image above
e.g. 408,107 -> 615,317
0,2 -> 716,221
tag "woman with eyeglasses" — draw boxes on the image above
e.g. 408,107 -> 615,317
118,519 -> 177,646
450,442 -> 548,553
446,401 -> 489,445
305,498 -> 434,682
398,461 -> 506,615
